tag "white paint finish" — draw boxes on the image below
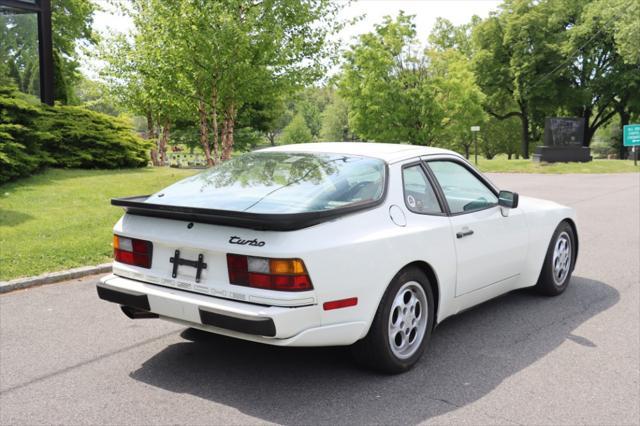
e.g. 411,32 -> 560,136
100,143 -> 577,347
389,204 -> 407,227
449,205 -> 528,297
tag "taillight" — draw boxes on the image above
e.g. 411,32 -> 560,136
113,235 -> 153,268
226,254 -> 313,291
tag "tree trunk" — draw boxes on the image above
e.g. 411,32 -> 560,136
582,104 -> 617,147
146,109 -> 160,166
463,143 -> 470,159
507,153 -> 512,160
150,149 -> 159,166
210,88 -> 220,165
198,100 -> 214,167
221,104 -> 236,161
158,120 -> 171,166
220,117 -> 229,161
619,109 -> 630,160
520,111 -> 530,159
267,132 -> 276,146
583,126 -> 596,148
146,109 -> 156,141
226,111 -> 236,159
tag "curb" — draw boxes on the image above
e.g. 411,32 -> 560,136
0,263 -> 112,294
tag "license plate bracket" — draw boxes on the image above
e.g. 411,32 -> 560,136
170,250 -> 207,283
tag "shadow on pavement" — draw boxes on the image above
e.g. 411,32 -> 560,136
130,276 -> 618,424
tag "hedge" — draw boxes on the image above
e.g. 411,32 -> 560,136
0,86 -> 150,184
0,88 -> 54,182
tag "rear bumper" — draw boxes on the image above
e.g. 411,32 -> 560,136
97,274 -> 366,346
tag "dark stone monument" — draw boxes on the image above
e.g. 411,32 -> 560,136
532,117 -> 592,162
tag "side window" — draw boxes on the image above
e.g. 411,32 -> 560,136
428,161 -> 498,214
402,165 -> 442,214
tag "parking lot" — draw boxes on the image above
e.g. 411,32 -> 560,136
1,172 -> 638,425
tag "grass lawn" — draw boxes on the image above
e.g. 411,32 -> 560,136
477,155 -> 639,173
0,167 -> 197,281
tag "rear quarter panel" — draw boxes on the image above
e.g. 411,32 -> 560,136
295,204 -> 456,336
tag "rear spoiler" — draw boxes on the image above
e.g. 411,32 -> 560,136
111,195 -> 383,231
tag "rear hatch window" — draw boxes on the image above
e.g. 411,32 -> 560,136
146,152 -> 386,214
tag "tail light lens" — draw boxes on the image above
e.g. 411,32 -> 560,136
114,235 -> 153,268
227,254 -> 313,291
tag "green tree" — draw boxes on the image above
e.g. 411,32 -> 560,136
237,98 -> 287,146
74,77 -> 121,116
554,0 -> 640,154
52,0 -> 96,91
473,0 -> 565,158
267,109 -> 294,146
338,14 -> 441,145
107,0 -> 344,166
280,113 -> 312,144
472,0 -> 639,157
586,0 -> 639,64
101,2 -> 194,166
482,116 -> 521,159
428,16 -> 481,58
297,100 -> 322,139
232,127 -> 265,152
339,14 -> 485,150
52,50 -> 70,103
590,119 -> 621,159
294,86 -> 334,138
429,49 -> 486,155
320,95 -> 350,141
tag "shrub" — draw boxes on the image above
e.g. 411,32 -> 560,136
39,106 -> 150,169
0,87 -> 54,182
0,86 -> 150,184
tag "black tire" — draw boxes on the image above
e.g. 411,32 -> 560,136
351,266 -> 435,374
535,221 -> 576,296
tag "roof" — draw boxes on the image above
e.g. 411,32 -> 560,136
258,142 -> 460,164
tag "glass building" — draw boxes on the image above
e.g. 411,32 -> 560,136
0,0 -> 54,104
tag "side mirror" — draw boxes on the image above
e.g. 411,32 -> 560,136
498,190 -> 519,209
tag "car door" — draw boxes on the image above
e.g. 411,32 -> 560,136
425,158 -> 528,297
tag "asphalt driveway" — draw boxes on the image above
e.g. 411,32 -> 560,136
1,172 -> 638,425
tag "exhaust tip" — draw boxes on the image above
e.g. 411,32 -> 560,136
120,305 -> 159,319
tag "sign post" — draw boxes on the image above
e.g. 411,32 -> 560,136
623,124 -> 640,166
471,126 -> 480,165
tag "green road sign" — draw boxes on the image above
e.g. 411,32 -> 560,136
623,124 -> 640,147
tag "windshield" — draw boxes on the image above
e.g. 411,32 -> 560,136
146,152 -> 386,214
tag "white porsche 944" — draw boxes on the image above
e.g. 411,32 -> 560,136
98,143 -> 578,373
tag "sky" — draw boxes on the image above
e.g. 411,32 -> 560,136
86,0 -> 501,77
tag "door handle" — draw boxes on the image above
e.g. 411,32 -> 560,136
456,229 -> 474,239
